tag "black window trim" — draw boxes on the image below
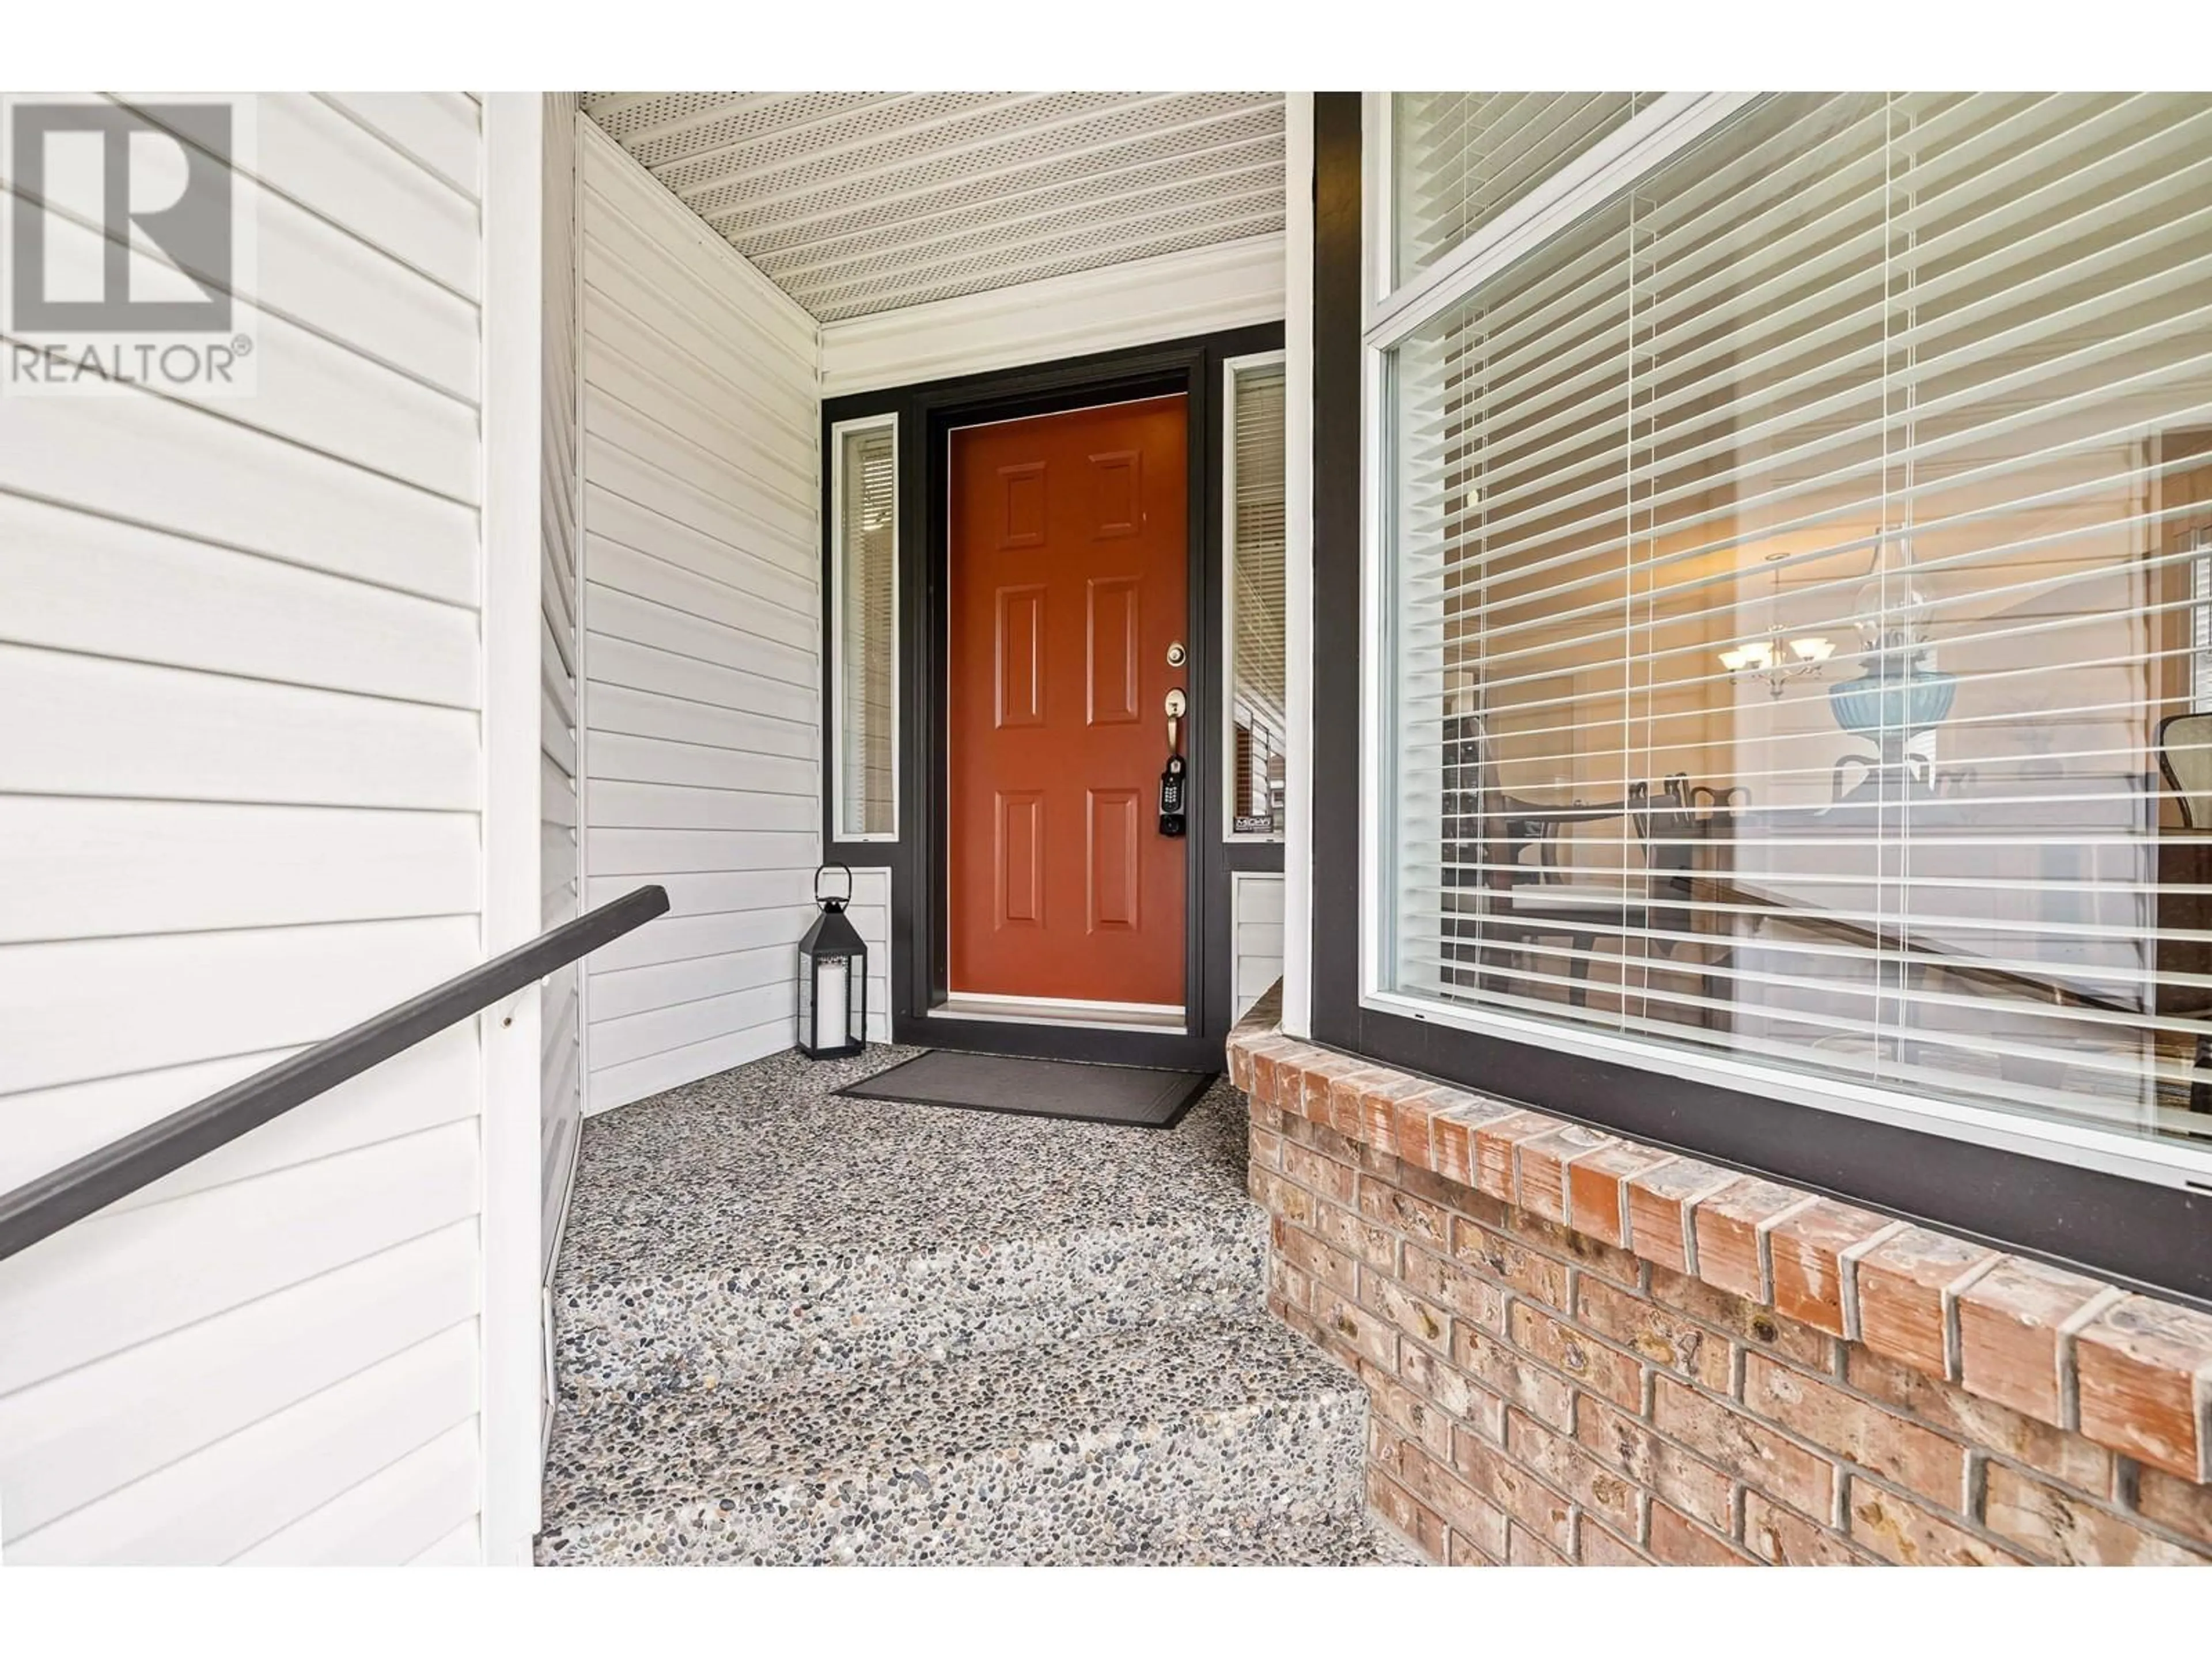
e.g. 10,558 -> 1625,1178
1305,90 -> 2212,1312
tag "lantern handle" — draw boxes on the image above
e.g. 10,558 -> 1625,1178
813,861 -> 854,910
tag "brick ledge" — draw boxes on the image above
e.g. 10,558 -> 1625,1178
1228,996 -> 2212,1486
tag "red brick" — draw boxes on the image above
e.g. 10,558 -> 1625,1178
1248,1166 -> 1313,1228
1842,1345 -> 2112,1499
1365,1358 -> 1456,1460
1623,1157 -> 1735,1272
1508,1209 -> 1645,1291
1358,1176 -> 1450,1253
1691,1177 -> 1806,1301
1955,1257 -> 2115,1427
1227,1036 -> 1255,1093
1574,1394 -> 1737,1533
1845,1477 -> 2021,1566
1453,1321 -> 1575,1434
1743,1491 -> 1872,1566
2072,1296 -> 2212,1482
1647,1501 -> 1753,1565
1248,1037 -> 1307,1109
1277,1221 -> 1360,1300
1743,1351 -> 1966,1508
1344,1070 -> 1428,1142
1397,1158 -> 1493,1224
1647,1264 -> 1834,1372
1401,1245 -> 1508,1332
1391,1092 -> 1435,1174
1505,1407 -> 1642,1537
1575,1397 -> 1743,1539
1400,1338 -> 1497,1430
1423,1093 -> 1519,1185
1281,1138 -> 1357,1208
1268,1256 -> 1312,1313
1452,1425 -> 1574,1551
1450,1217 -> 1567,1310
1982,1461 -> 2210,1566
1513,1123 -> 1612,1222
1354,1137 -> 1400,1181
1446,1532 -> 1497,1566
1576,1274 -> 1732,1392
1567,1144 -> 1675,1249
2136,1463 -> 2212,1548
1249,1126 -> 1282,1171
1506,1522 -> 1571,1566
1509,1300 -> 1644,1411
1576,1517 -> 1651,1565
1312,1198 -> 1398,1274
1313,1293 -> 1399,1373
1850,1226 -> 1998,1378
1362,1264 -> 1452,1355
1767,1199 -> 1893,1338
1247,1094 -> 1282,1134
1471,1111 -> 1563,1205
1368,1467 -> 1448,1562
1653,1375 -> 1836,1519
1399,1438 -> 1509,1561
1316,1060 -> 1382,1128
1318,1070 -> 1389,1141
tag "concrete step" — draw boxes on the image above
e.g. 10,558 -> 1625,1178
553,1210 -> 1268,1402
537,1310 -> 1369,1566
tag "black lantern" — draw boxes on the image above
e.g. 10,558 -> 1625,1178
797,862 -> 867,1059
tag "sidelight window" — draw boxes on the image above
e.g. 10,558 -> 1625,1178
1226,351 -> 1289,839
832,415 -> 898,841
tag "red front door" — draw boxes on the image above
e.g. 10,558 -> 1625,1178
948,395 -> 1189,1006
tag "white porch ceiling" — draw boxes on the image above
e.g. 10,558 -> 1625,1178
579,92 -> 1286,323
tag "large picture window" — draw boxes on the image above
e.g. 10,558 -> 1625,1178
1370,93 -> 2212,1169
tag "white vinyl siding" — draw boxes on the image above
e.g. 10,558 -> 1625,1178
540,96 -> 584,1287
1233,872 -> 1288,1016
577,121 -> 824,1114
0,93 -> 488,1563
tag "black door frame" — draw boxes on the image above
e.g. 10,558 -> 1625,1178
823,323 -> 1285,1070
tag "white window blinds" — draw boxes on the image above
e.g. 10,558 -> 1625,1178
1391,92 -> 1650,285
1380,92 -> 2212,1150
1229,357 -> 1287,832
835,419 -> 896,839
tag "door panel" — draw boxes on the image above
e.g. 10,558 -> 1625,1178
949,395 -> 1188,1006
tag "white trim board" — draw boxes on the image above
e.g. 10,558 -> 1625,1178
1279,95 -> 1315,1040
818,233 -> 1286,397
478,90 -> 547,1569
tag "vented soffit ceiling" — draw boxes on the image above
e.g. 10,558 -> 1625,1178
581,92 -> 1286,323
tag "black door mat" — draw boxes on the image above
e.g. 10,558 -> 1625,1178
834,1051 -> 1214,1128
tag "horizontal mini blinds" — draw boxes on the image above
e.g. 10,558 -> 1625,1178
838,422 -> 896,837
1391,92 -> 1648,284
1383,92 -> 2212,1147
1231,360 -> 1288,825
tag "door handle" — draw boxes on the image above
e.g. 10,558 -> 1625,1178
1164,687 -> 1187,757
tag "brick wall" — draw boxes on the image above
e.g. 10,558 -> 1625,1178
1229,1020 -> 2212,1567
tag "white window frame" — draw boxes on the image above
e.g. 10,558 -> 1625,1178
1354,91 -> 2212,1197
830,412 -> 899,843
1223,347 -> 1289,844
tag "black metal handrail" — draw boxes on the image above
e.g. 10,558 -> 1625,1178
0,884 -> 671,1264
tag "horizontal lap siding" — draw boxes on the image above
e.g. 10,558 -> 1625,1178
577,122 -> 823,1115
541,98 -> 585,1290
1234,872 -> 1287,1015
0,93 -> 487,1563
